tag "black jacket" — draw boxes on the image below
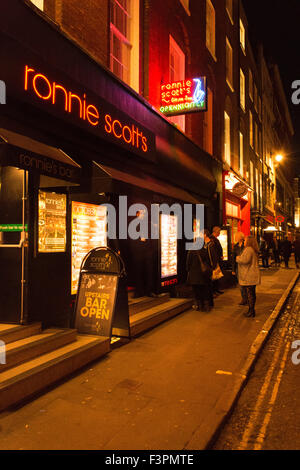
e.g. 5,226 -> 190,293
186,244 -> 213,285
232,241 -> 245,273
210,235 -> 223,263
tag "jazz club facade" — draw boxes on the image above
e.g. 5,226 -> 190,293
0,0 -> 220,328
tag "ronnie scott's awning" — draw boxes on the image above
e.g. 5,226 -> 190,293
90,161 -> 201,204
0,128 -> 82,183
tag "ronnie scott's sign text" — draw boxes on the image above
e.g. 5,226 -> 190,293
24,65 -> 151,156
160,77 -> 207,116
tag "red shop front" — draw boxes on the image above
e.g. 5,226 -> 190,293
223,171 -> 251,244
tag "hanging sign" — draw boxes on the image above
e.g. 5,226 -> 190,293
160,77 -> 207,116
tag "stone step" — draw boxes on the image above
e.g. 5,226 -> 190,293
128,293 -> 170,315
0,335 -> 110,412
0,328 -> 77,372
130,298 -> 193,337
0,323 -> 42,345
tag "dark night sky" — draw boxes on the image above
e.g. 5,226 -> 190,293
243,0 -> 300,172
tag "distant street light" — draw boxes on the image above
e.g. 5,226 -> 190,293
275,154 -> 284,163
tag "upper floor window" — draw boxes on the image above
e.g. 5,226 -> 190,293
110,0 -> 139,92
240,68 -> 245,111
226,0 -> 233,23
249,69 -> 253,101
206,0 -> 216,60
169,36 -> 186,132
226,38 -> 233,90
179,0 -> 190,15
239,132 -> 244,177
30,0 -> 44,10
249,110 -> 253,148
240,19 -> 246,53
224,111 -> 231,166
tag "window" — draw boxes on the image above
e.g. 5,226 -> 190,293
240,19 -> 246,53
206,0 -> 216,59
240,69 -> 245,111
203,88 -> 213,154
249,110 -> 253,148
239,132 -> 244,177
249,69 -> 253,101
224,111 -> 231,165
110,0 -> 139,92
179,0 -> 190,15
254,83 -> 258,111
226,202 -> 240,218
250,161 -> 254,204
30,0 -> 44,10
226,0 -> 233,23
169,36 -> 186,131
226,38 -> 233,90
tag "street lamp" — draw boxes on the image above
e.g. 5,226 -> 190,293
275,154 -> 284,163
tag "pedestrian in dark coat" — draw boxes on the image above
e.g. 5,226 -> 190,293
210,226 -> 224,295
186,230 -> 213,311
232,232 -> 247,305
293,236 -> 300,268
260,237 -> 269,268
281,237 -> 292,268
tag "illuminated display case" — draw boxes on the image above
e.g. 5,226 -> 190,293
160,214 -> 178,279
71,201 -> 107,295
219,229 -> 229,262
38,191 -> 67,253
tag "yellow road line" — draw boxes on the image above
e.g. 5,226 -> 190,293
253,341 -> 291,450
238,290 -> 299,450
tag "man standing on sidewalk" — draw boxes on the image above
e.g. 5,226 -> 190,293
293,236 -> 300,269
281,237 -> 292,269
210,226 -> 224,296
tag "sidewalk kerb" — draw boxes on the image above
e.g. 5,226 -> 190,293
184,270 -> 299,450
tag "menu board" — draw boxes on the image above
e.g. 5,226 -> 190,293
72,202 -> 107,295
75,272 -> 118,336
161,214 -> 177,278
38,191 -> 66,253
219,230 -> 229,261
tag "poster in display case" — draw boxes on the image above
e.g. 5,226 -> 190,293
71,201 -> 107,295
219,227 -> 230,262
160,213 -> 178,279
38,191 -> 67,253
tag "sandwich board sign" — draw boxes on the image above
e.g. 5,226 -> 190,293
74,247 -> 130,338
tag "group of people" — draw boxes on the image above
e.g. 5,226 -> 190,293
187,227 -> 261,318
259,235 -> 300,269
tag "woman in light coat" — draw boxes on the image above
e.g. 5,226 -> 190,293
236,236 -> 261,317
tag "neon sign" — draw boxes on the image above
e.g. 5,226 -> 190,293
160,77 -> 207,116
24,65 -> 150,155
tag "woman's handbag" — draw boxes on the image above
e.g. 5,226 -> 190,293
208,245 -> 224,281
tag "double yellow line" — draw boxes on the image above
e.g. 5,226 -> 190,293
238,289 -> 299,450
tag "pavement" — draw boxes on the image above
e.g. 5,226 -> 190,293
0,264 -> 299,451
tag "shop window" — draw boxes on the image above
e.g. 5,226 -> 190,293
169,36 -> 186,132
239,132 -> 244,177
30,0 -> 44,10
179,0 -> 190,15
226,201 -> 240,219
240,19 -> 246,53
240,68 -> 245,111
224,111 -> 231,166
226,0 -> 233,23
110,0 -> 139,92
203,88 -> 213,155
226,38 -> 233,90
206,0 -> 216,60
